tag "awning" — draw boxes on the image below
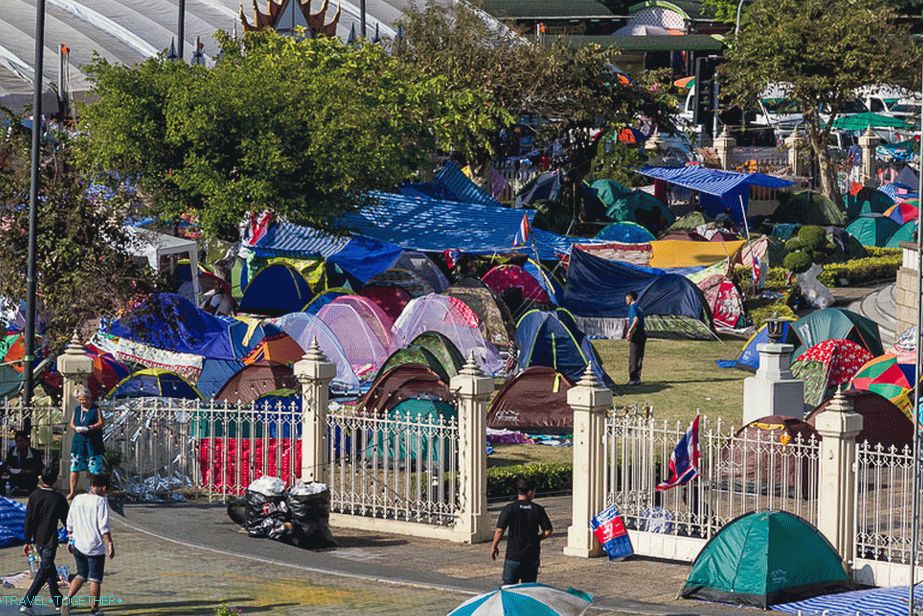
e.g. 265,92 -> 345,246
638,165 -> 795,196
549,34 -> 724,52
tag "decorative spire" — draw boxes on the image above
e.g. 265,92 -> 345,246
459,351 -> 482,377
372,21 -> 380,43
576,363 -> 600,388
346,22 -> 357,45
303,337 -> 328,363
64,331 -> 84,356
167,38 -> 178,60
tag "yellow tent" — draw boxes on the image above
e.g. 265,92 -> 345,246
649,240 -> 746,269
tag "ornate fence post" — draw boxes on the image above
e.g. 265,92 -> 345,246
785,129 -> 807,177
859,126 -> 880,188
450,353 -> 493,544
564,366 -> 612,558
814,390 -> 863,566
55,335 -> 93,487
294,339 -> 336,483
714,127 -> 736,170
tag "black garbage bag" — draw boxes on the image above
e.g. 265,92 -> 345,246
226,497 -> 247,527
286,482 -> 335,548
245,488 -> 291,540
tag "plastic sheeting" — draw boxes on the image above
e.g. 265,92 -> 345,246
399,161 -> 500,207
648,240 -> 746,269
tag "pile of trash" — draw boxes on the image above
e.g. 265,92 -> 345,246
227,476 -> 335,549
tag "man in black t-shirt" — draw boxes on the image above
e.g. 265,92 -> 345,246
490,478 -> 553,585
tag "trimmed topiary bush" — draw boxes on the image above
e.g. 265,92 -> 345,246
783,251 -> 813,274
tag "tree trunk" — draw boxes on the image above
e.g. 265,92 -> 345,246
804,119 -> 841,205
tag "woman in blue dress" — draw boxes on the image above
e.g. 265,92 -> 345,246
68,387 -> 106,500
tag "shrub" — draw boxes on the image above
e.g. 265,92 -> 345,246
817,253 -> 901,286
784,237 -> 804,253
748,301 -> 796,328
783,251 -> 813,274
797,225 -> 827,253
487,463 -> 572,498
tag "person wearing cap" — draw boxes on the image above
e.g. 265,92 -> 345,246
67,389 -> 105,501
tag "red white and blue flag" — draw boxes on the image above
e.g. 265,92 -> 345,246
513,213 -> 530,247
656,415 -> 700,491
752,254 -> 764,291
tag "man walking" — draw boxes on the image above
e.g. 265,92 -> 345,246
64,474 -> 115,616
490,478 -> 553,585
19,466 -> 68,615
625,291 -> 646,386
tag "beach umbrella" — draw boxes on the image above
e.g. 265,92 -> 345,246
884,202 -> 919,225
830,113 -> 913,131
449,584 -> 592,616
850,355 -> 917,417
674,76 -> 694,89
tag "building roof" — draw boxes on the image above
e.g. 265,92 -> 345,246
551,33 -> 724,51
482,0 -> 617,18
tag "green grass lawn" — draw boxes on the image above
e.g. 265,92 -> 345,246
489,336 -> 749,468
592,336 -> 746,425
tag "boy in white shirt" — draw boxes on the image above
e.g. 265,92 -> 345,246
63,474 -> 115,616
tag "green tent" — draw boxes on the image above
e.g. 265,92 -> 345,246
845,215 -> 900,247
829,112 -> 912,131
590,179 -> 675,234
773,190 -> 846,226
410,331 -> 466,380
845,187 -> 893,220
380,345 -> 453,382
792,307 -> 883,358
680,511 -> 850,608
886,220 -> 917,248
373,398 -> 457,464
666,211 -> 708,232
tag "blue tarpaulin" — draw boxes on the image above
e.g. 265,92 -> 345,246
638,165 -> 794,223
561,249 -> 709,322
399,161 -> 500,207
247,221 -> 402,284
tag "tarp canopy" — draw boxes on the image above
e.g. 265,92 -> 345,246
680,511 -> 850,608
793,308 -> 883,358
589,179 -> 676,233
845,216 -> 900,247
829,113 -> 912,130
648,239 -> 745,268
238,263 -> 313,316
638,165 -> 794,223
487,366 -> 574,433
400,161 -> 500,207
562,249 -> 710,322
243,220 -> 402,284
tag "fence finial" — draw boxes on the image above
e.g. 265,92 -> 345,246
459,351 -> 482,377
64,331 -> 84,355
304,337 -> 328,363
827,388 -> 853,414
576,363 -> 600,388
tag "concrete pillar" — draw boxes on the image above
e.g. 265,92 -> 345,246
742,343 -> 804,425
55,334 -> 93,488
714,127 -> 736,170
294,339 -> 336,483
450,353 -> 493,544
859,126 -> 880,188
563,365 -> 612,558
785,130 -> 807,177
814,391 -> 862,565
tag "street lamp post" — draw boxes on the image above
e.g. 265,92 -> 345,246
735,0 -> 749,35
177,0 -> 186,60
360,0 -> 367,39
23,0 -> 46,420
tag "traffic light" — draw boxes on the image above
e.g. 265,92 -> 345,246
693,56 -> 723,127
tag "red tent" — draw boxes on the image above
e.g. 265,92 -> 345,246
358,285 -> 412,322
482,264 -> 551,304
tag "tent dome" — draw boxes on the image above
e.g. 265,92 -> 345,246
358,285 -> 412,322
361,364 -> 451,417
108,368 -> 202,400
845,216 -> 900,248
215,361 -> 297,404
444,283 -> 516,349
238,263 -> 312,316
806,390 -> 912,450
487,367 -> 574,433
268,312 -> 360,392
317,296 -> 394,380
792,308 -> 883,358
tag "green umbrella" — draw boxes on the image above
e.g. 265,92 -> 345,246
830,112 -> 913,131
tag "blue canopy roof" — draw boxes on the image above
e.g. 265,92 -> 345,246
561,249 -> 709,322
399,161 -> 501,207
638,165 -> 795,196
247,222 -> 402,284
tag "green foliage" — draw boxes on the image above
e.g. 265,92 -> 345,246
735,265 -> 790,294
0,116 -> 156,351
817,253 -> 902,286
487,463 -> 572,498
214,605 -> 243,616
78,30 -> 505,239
721,0 -> 921,201
783,251 -> 814,274
797,226 -> 827,253
748,301 -> 797,328
784,238 -> 804,253
865,246 -> 902,258
592,137 -> 646,187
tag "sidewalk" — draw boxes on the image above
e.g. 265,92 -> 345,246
22,495 -> 749,616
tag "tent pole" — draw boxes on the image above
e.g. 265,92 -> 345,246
909,60 -> 923,615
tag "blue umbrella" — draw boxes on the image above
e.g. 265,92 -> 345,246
449,584 -> 592,616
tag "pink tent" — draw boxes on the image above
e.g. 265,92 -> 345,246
317,299 -> 392,381
481,264 -> 551,304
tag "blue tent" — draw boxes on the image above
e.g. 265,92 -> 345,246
594,222 -> 656,243
515,308 -> 615,389
108,368 -> 203,399
106,293 -> 264,361
238,263 -> 312,316
195,358 -> 243,399
517,170 -> 563,206
638,165 -> 794,223
523,259 -> 563,305
400,161 -> 500,207
561,249 -> 709,323
716,321 -> 795,370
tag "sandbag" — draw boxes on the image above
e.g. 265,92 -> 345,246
286,481 -> 335,548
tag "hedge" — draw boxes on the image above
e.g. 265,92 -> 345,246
817,253 -> 901,286
488,463 -> 572,498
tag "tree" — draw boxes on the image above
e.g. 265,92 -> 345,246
396,1 -> 677,181
721,0 -> 920,202
77,30 -> 504,240
0,115 -> 156,353
705,0 -> 923,24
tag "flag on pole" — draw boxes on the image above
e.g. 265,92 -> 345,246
752,253 -> 764,291
513,213 -> 530,247
656,415 -> 700,491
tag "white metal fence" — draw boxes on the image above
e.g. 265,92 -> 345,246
325,406 -> 460,526
0,402 -> 66,466
605,411 -> 819,560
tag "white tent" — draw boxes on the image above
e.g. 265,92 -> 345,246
123,227 -> 200,303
